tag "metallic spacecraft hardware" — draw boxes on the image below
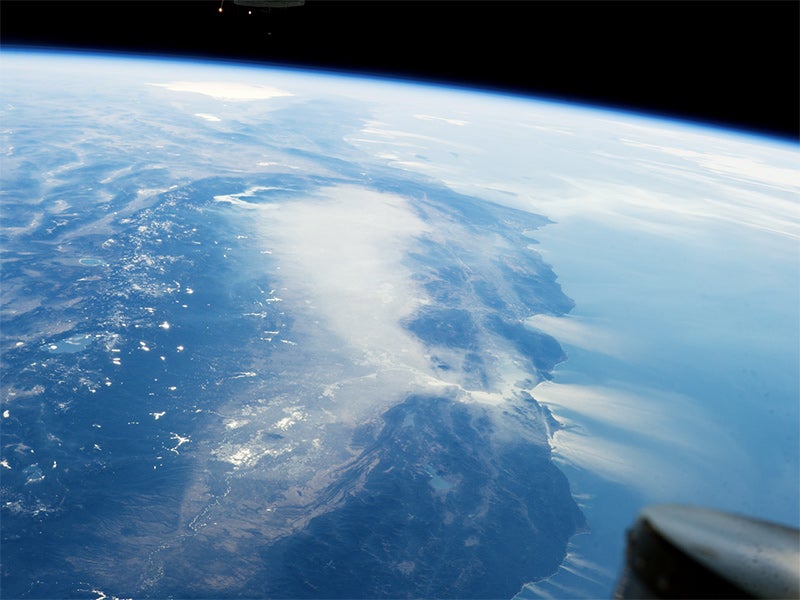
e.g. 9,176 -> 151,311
615,504 -> 800,599
233,0 -> 305,8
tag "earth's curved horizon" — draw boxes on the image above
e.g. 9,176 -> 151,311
1,49 -> 797,599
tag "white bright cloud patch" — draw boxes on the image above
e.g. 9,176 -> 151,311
536,177 -> 800,241
532,380 -> 754,502
256,185 -> 433,381
150,81 -> 293,101
525,313 -> 627,358
413,114 -> 470,126
621,138 -> 800,191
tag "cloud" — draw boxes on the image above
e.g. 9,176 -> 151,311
231,184 -> 452,429
194,113 -> 221,122
525,314 -> 626,357
256,185 -> 431,363
620,138 -> 800,191
150,81 -> 293,101
531,380 -> 755,502
350,101 -> 800,244
356,121 -> 478,150
413,114 -> 469,126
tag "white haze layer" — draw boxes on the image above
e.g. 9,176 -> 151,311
256,185 -> 432,378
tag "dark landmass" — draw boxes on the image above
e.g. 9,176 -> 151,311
405,307 -> 480,351
486,315 -> 566,380
155,395 -> 584,599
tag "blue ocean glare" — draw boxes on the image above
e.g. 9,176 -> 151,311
521,199 -> 799,596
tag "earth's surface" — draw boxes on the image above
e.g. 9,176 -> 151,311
0,50 -> 797,599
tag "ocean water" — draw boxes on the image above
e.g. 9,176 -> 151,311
521,207 -> 799,597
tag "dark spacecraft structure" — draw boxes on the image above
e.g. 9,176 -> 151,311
615,504 -> 800,599
217,0 -> 304,17
217,0 -> 304,27
232,0 -> 305,9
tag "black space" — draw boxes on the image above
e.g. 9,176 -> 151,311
2,0 -> 798,141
